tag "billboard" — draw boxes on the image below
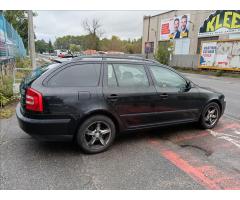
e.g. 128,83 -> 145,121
160,14 -> 190,40
199,40 -> 240,71
199,10 -> 240,37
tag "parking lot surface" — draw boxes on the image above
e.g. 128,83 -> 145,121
0,73 -> 240,189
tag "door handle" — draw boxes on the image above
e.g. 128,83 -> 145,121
107,94 -> 118,102
160,93 -> 168,99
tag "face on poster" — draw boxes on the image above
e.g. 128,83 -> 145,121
160,14 -> 190,40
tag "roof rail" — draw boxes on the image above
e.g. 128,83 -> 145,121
71,54 -> 158,63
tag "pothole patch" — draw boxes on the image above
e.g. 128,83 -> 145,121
180,144 -> 213,156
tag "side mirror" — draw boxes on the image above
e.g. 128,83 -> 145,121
185,80 -> 191,91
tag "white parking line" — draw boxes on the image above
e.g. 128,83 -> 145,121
208,129 -> 240,149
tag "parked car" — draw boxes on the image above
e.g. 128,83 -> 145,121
16,55 -> 226,153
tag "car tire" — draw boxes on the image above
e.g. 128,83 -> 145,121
199,102 -> 220,129
76,115 -> 116,154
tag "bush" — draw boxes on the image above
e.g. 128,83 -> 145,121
216,70 -> 224,77
0,92 -> 9,108
0,75 -> 14,108
154,45 -> 170,65
0,75 -> 13,98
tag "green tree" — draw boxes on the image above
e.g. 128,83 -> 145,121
154,45 -> 171,65
82,19 -> 103,50
54,33 -> 142,54
35,39 -> 48,53
54,35 -> 85,50
100,36 -> 124,52
69,44 -> 81,54
48,40 -> 54,53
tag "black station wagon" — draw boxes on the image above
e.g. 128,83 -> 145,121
16,55 -> 226,153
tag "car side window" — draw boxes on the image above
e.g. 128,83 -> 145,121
48,63 -> 101,87
109,63 -> 149,87
107,64 -> 118,86
149,65 -> 186,90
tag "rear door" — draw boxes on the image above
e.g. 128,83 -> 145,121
147,64 -> 201,124
42,62 -> 102,116
102,62 -> 158,129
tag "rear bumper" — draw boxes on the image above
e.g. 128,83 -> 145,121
16,103 -> 74,141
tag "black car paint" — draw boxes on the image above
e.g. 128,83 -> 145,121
16,59 -> 226,140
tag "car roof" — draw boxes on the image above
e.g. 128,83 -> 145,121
51,54 -> 177,74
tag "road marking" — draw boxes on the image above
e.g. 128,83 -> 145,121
208,129 -> 240,149
162,150 -> 221,189
148,139 -> 240,190
224,114 -> 240,122
234,130 -> 240,135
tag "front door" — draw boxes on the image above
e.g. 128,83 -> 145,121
103,62 -> 158,129
148,65 -> 201,124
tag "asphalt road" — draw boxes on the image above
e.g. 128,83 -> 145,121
0,73 -> 240,189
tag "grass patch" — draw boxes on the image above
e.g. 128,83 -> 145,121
0,107 -> 15,119
0,99 -> 18,119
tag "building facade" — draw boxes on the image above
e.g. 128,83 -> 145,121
142,10 -> 240,70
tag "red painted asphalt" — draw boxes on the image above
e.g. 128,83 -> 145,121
148,117 -> 240,190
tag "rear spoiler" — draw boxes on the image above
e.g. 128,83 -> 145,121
52,59 -> 63,63
51,58 -> 72,63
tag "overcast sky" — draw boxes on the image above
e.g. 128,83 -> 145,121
34,11 -> 164,42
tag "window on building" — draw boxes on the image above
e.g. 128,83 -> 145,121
174,38 -> 190,55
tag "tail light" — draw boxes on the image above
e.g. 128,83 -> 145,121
26,88 -> 43,112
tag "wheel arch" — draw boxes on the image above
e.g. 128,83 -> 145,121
74,109 -> 123,137
201,99 -> 222,117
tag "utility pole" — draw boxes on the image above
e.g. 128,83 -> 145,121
28,10 -> 36,69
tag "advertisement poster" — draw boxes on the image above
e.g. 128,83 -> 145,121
144,42 -> 154,54
200,42 -> 217,66
160,14 -> 190,40
199,10 -> 240,37
199,40 -> 240,70
215,54 -> 229,68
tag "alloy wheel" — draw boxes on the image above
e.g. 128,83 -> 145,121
84,121 -> 112,149
204,106 -> 219,126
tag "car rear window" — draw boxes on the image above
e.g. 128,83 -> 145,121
47,63 -> 101,87
21,63 -> 59,87
19,62 -> 60,109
